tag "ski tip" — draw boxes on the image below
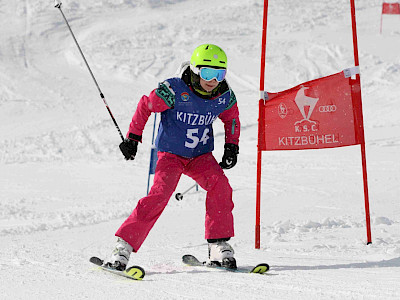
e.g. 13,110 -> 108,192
89,256 -> 104,266
125,265 -> 145,280
251,263 -> 270,274
91,257 -> 146,281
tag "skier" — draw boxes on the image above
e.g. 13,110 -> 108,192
106,44 -> 241,271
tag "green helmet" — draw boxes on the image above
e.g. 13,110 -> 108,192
190,44 -> 227,69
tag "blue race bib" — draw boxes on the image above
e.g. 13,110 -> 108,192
155,78 -> 233,158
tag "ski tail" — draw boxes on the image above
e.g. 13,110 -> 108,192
182,254 -> 203,266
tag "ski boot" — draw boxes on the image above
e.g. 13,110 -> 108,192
104,237 -> 133,271
207,239 -> 237,269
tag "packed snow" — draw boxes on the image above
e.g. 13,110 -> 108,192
1,0 -> 399,299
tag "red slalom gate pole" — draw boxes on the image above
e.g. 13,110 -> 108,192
256,0 -> 269,249
350,0 -> 372,244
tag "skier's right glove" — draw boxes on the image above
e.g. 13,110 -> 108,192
119,133 -> 142,160
219,143 -> 239,169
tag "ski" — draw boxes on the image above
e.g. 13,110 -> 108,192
89,256 -> 145,281
182,254 -> 270,275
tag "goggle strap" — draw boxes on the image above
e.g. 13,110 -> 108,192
190,64 -> 200,75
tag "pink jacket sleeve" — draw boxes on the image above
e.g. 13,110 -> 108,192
218,102 -> 240,145
127,89 -> 170,140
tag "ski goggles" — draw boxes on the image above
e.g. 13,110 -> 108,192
193,66 -> 227,82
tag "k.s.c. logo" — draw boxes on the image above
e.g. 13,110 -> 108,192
181,92 -> 189,102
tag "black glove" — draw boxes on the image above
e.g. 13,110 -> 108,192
119,133 -> 141,160
219,143 -> 239,169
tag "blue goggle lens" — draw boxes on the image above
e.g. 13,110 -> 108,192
199,67 -> 227,82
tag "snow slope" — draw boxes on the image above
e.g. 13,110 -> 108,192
0,0 -> 399,299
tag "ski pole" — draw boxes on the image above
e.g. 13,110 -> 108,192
54,0 -> 124,142
174,162 -> 233,200
175,183 -> 199,201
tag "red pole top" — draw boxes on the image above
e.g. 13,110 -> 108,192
259,0 -> 269,95
350,0 -> 360,68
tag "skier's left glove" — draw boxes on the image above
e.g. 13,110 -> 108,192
219,143 -> 239,169
119,133 -> 142,160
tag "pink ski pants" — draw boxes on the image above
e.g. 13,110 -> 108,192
115,151 -> 234,252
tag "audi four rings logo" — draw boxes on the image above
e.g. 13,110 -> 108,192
319,105 -> 337,113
